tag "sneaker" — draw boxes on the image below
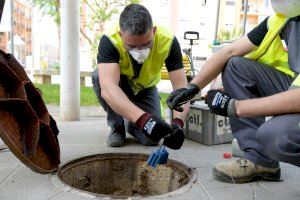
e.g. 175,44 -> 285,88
212,158 -> 281,183
106,127 -> 125,147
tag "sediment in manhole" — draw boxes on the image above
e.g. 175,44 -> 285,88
57,153 -> 197,199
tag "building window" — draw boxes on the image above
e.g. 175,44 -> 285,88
226,1 -> 235,6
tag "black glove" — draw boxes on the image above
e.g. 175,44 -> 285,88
163,118 -> 185,150
136,113 -> 173,142
166,83 -> 200,112
205,90 -> 237,117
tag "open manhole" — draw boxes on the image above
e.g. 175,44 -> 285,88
57,153 -> 197,199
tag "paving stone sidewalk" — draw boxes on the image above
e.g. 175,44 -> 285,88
0,105 -> 299,200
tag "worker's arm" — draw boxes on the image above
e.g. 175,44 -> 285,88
236,88 -> 300,117
167,36 -> 257,111
190,36 -> 256,89
98,63 -> 144,123
205,88 -> 300,118
168,68 -> 190,119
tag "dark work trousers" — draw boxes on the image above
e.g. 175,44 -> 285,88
222,56 -> 295,168
92,68 -> 160,145
257,114 -> 300,167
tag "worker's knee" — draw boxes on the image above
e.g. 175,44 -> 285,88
227,56 -> 245,68
257,122 -> 278,150
257,120 -> 289,161
91,68 -> 100,87
223,56 -> 246,79
91,68 -> 102,100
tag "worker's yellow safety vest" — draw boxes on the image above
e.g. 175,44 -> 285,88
245,14 -> 293,76
246,14 -> 300,89
107,26 -> 174,94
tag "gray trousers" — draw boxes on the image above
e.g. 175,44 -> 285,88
92,68 -> 161,145
222,56 -> 299,168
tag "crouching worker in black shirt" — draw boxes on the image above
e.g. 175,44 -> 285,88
92,4 -> 189,148
166,0 -> 300,184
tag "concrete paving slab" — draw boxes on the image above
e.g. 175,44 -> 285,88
0,165 -> 20,185
47,105 -> 107,117
0,165 -> 63,200
254,167 -> 300,200
55,116 -> 109,165
0,150 -> 21,167
175,139 -> 233,168
253,185 -> 288,200
202,186 -> 255,200
1,106 -> 300,200
57,117 -> 109,146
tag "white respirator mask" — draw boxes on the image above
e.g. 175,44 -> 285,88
128,48 -> 151,64
271,0 -> 300,18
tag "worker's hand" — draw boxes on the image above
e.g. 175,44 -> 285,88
205,90 -> 237,117
136,113 -> 172,142
163,118 -> 185,150
166,83 -> 200,112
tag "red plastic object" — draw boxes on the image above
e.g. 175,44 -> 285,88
223,153 -> 232,159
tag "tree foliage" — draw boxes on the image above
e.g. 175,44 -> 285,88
31,0 -> 140,67
32,0 -> 60,24
218,26 -> 243,42
81,0 -> 140,67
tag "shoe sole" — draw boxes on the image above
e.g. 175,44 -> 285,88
212,167 -> 281,183
107,140 -> 125,147
107,144 -> 125,147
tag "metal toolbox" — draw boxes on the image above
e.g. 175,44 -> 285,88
181,101 -> 233,145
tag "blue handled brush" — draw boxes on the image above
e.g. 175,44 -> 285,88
147,144 -> 169,168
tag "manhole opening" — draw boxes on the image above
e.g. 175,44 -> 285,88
58,153 -> 195,199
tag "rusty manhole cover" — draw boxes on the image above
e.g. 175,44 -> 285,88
57,153 -> 197,199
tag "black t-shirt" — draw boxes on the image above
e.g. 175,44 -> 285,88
247,16 -> 299,47
97,35 -> 183,77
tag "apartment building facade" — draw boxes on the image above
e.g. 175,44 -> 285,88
217,0 -> 271,41
0,0 -> 32,66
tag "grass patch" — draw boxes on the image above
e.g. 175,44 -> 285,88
35,83 -> 99,106
159,92 -> 169,110
35,83 -> 169,108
